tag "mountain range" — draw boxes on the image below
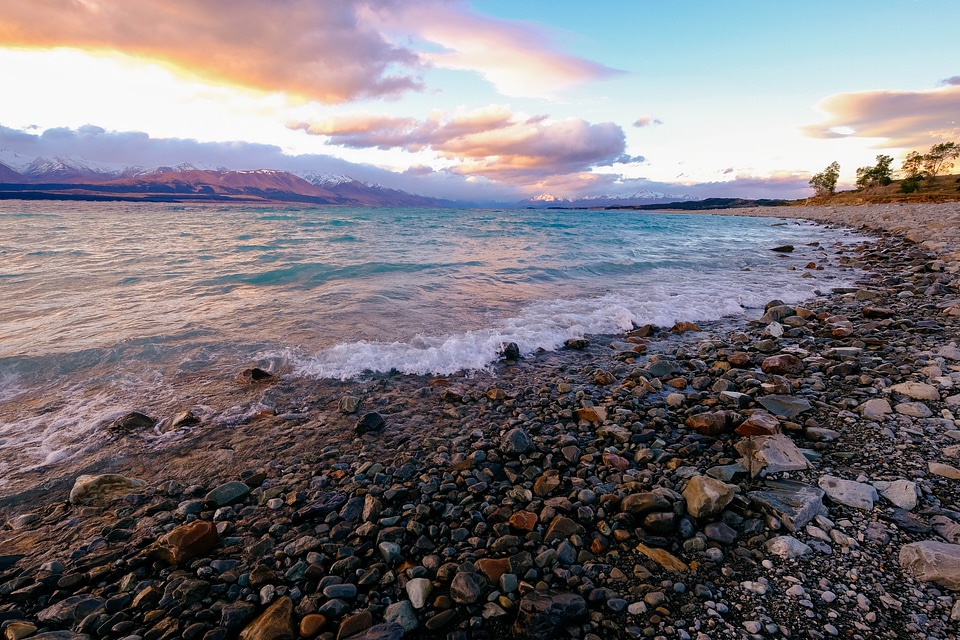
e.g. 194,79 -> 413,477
0,153 -> 692,207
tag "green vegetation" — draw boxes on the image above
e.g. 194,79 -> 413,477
856,154 -> 894,188
809,140 -> 960,203
809,161 -> 840,197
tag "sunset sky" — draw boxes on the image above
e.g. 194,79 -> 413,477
1,0 -> 959,202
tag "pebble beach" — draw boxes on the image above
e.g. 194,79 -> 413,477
2,202 -> 960,640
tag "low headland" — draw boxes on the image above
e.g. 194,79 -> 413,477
1,202 -> 960,640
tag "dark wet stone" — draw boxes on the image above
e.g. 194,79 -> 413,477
108,411 -> 156,432
293,492 -> 347,522
36,594 -> 105,625
501,427 -> 535,454
204,481 -> 251,508
501,342 -> 521,361
236,367 -> 275,385
355,412 -> 386,434
349,623 -> 406,640
771,245 -> 794,253
564,338 -> 589,350
513,591 -> 588,640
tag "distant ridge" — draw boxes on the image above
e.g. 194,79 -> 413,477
0,156 -> 453,207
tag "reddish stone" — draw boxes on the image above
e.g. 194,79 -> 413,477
476,557 -> 512,582
574,407 -> 606,423
684,410 -> 741,436
670,321 -> 701,333
734,411 -> 781,437
593,370 -> 617,385
601,451 -> 630,470
761,354 -> 804,375
150,521 -> 218,566
726,352 -> 752,368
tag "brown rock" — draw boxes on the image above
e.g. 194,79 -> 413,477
684,410 -> 742,436
239,596 -> 294,640
544,515 -> 584,543
509,510 -> 539,532
574,407 -> 606,423
863,306 -> 894,319
151,521 -> 218,565
670,321 -> 701,333
621,492 -> 672,515
337,612 -> 373,640
635,543 -> 689,572
299,614 -> 327,638
593,370 -> 617,385
601,451 -> 630,470
476,558 -> 512,583
534,471 -> 561,497
735,411 -> 780,437
761,354 -> 804,375
727,352 -> 753,367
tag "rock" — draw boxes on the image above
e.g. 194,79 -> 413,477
338,396 -> 361,414
929,461 -> 960,479
106,410 -> 155,432
336,611 -> 373,640
736,434 -> 811,477
383,601 -> 418,632
354,412 -> 386,434
151,520 -> 219,565
860,398 -> 892,420
450,570 -> 485,604
818,475 -> 878,510
3,622 -> 37,640
771,245 -> 794,253
345,623 -> 405,640
684,410 -> 741,436
683,475 -> 735,518
670,321 -> 701,333
874,479 -> 920,510
238,596 -> 294,640
765,535 -> 813,559
508,510 -> 539,532
890,382 -> 940,401
735,411 -> 780,436
544,515 -> 584,543
237,367 -> 275,385
574,406 -> 606,423
501,428 -> 535,454
896,402 -> 933,418
170,410 -> 201,428
757,395 -> 812,419
68,473 -> 146,505
513,591 -> 588,640
761,354 -> 804,375
205,481 -> 251,508
564,338 -> 589,350
938,345 -> 960,361
621,492 -> 672,515
501,342 -> 520,361
899,541 -> 960,589
36,594 -> 105,625
635,543 -> 689,572
748,480 -> 825,532
405,577 -> 432,609
863,306 -> 894,319
299,614 -> 327,637
597,423 -> 630,442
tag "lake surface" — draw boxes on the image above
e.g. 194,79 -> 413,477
0,201 -> 868,487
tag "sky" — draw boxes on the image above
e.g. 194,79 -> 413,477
1,0 -> 959,202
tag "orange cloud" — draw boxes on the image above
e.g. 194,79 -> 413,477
803,84 -> 960,148
0,0 -> 616,104
289,106 -> 629,183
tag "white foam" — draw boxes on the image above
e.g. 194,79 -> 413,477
294,265 -> 844,380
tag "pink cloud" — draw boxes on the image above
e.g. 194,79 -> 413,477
290,106 -> 628,183
634,116 -> 663,128
803,84 -> 960,148
362,1 -> 622,98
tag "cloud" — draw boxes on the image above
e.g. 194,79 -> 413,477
290,106 -> 630,183
939,76 -> 960,87
633,116 -> 663,128
363,1 -> 623,98
803,83 -> 960,148
0,0 -> 616,103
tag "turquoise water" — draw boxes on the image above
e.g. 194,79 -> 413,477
0,201 -> 866,482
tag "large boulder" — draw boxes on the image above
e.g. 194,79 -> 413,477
900,541 -> 960,589
683,475 -> 735,518
69,473 -> 145,505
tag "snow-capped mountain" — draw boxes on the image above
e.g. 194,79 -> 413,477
520,190 -> 692,208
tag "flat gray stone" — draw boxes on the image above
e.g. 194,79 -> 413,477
861,398 -> 892,420
873,479 -> 920,511
748,479 -> 825,532
758,395 -> 812,419
900,541 -> 960,589
765,535 -> 813,559
736,434 -> 812,477
890,382 -> 940,401
896,402 -> 933,418
818,475 -> 878,510
204,481 -> 251,508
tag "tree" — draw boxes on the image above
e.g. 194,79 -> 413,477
809,161 -> 840,197
900,151 -> 926,193
923,141 -> 959,178
855,154 -> 894,189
